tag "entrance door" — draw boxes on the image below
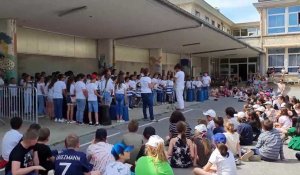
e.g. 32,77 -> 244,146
248,64 -> 256,78
230,64 -> 238,78
239,64 -> 247,81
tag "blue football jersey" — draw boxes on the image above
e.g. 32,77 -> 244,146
55,149 -> 92,175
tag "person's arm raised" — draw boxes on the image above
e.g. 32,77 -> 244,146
12,161 -> 45,175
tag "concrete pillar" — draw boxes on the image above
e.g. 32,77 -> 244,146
149,48 -> 162,74
97,39 -> 114,72
259,54 -> 266,75
0,19 -> 17,80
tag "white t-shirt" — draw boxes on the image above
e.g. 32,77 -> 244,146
86,83 -> 98,101
202,76 -> 211,86
37,82 -> 45,96
140,76 -> 152,93
224,132 -> 240,155
75,81 -> 87,100
8,84 -> 17,96
1,129 -> 23,161
52,81 -> 66,99
175,71 -> 185,89
128,80 -> 137,90
278,115 -> 292,129
228,117 -> 240,130
207,120 -> 215,131
69,84 -> 75,95
115,83 -> 127,94
152,78 -> 159,89
103,161 -> 131,175
100,79 -> 114,93
208,149 -> 237,175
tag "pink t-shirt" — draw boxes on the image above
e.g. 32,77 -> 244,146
278,115 -> 292,129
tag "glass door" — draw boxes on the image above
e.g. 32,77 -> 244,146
230,64 -> 238,77
248,64 -> 256,78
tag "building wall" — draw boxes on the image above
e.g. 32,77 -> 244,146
18,54 -> 98,76
239,37 -> 261,48
17,27 -> 97,58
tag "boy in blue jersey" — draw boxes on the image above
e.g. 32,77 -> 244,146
54,134 -> 93,175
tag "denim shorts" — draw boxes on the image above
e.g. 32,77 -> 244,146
88,101 -> 98,112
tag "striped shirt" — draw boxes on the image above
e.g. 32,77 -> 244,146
255,129 -> 284,160
169,122 -> 192,139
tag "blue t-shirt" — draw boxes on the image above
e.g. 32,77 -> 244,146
54,149 -> 92,175
213,127 -> 225,135
237,123 -> 253,145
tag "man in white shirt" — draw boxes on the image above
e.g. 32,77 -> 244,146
1,117 -> 23,165
53,74 -> 66,122
202,73 -> 211,87
174,64 -> 185,110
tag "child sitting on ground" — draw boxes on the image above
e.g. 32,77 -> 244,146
104,143 -> 134,175
213,117 -> 225,135
34,127 -> 55,175
288,118 -> 300,151
193,124 -> 212,168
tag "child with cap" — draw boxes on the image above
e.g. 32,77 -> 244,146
103,143 -> 134,175
193,124 -> 212,167
193,133 -> 237,175
203,109 -> 216,136
135,135 -> 174,175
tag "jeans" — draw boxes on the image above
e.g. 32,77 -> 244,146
88,101 -> 98,112
53,98 -> 63,119
175,87 -> 184,109
38,95 -> 45,115
76,99 -> 86,123
141,93 -> 154,120
24,93 -> 32,114
116,94 -> 125,116
102,91 -> 112,106
127,95 -> 133,108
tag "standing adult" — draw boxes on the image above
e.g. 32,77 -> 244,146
140,68 -> 155,122
52,74 -> 66,123
174,64 -> 185,110
100,69 -> 114,106
75,73 -> 88,125
202,72 -> 211,88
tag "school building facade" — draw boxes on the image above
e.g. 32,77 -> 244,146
2,0 -> 297,81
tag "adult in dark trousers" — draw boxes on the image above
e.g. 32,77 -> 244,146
140,68 -> 155,122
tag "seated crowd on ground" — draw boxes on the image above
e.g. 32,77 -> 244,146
1,75 -> 300,175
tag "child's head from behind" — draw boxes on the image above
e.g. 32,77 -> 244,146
111,143 -> 133,162
145,135 -> 167,162
10,117 -> 23,130
128,120 -> 139,133
23,129 -> 39,147
213,117 -> 224,128
262,119 -> 273,131
65,133 -> 80,149
213,133 -> 229,157
225,122 -> 235,134
143,126 -> 156,140
38,127 -> 50,143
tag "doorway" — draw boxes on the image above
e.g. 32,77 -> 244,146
239,64 -> 247,81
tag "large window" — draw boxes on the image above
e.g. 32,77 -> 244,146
232,28 -> 260,37
268,6 -> 300,34
268,7 -> 285,34
268,48 -> 284,70
288,48 -> 300,72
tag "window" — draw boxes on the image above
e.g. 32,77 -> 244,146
217,24 -> 221,29
267,7 -> 285,34
288,48 -> 300,72
288,6 -> 300,32
205,16 -> 209,22
195,10 -> 200,17
267,6 -> 300,34
268,48 -> 284,70
211,20 -> 215,26
241,29 -> 248,36
233,30 -> 240,36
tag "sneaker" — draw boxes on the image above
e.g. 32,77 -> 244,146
119,120 -> 125,123
95,123 -> 100,126
54,119 -> 58,122
235,158 -> 241,165
241,150 -> 254,162
143,118 -> 149,121
89,123 -> 93,126
58,119 -> 64,123
70,120 -> 76,124
151,119 -> 158,122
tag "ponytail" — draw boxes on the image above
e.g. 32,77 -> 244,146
176,121 -> 187,144
201,138 -> 211,156
217,143 -> 229,157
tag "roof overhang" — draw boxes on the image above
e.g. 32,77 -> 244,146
254,0 -> 299,9
0,0 -> 262,58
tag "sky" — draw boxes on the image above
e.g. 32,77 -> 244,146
205,0 -> 260,23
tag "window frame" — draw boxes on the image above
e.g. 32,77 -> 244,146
267,48 -> 285,69
288,48 -> 300,72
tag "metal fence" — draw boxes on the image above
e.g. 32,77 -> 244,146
0,86 -> 38,124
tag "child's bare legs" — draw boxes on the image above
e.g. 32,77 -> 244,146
70,105 -> 74,121
193,168 -> 214,175
88,112 -> 92,124
67,104 -> 71,121
95,112 -> 99,125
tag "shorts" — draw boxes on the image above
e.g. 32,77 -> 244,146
66,95 -> 72,104
88,101 -> 98,112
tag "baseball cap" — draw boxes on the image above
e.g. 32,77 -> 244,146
95,128 -> 107,140
146,135 -> 164,148
111,143 -> 134,157
203,109 -> 216,118
264,101 -> 272,105
91,74 -> 97,80
213,133 -> 227,144
252,104 -> 260,109
256,106 -> 265,112
195,124 -> 207,133
234,111 -> 246,119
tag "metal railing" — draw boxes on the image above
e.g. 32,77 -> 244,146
0,86 -> 38,124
